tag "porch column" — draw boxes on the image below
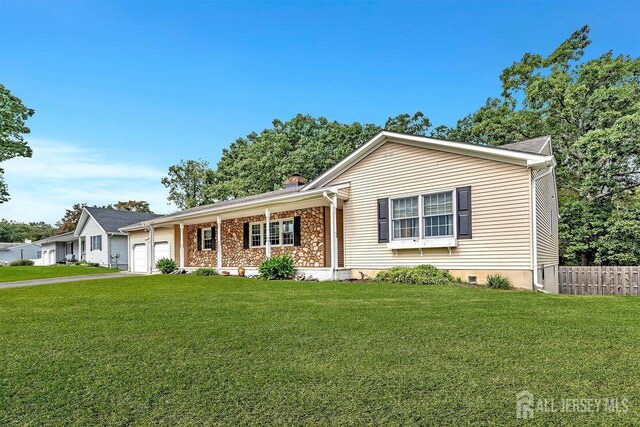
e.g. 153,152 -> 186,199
179,223 -> 185,269
216,216 -> 222,271
265,208 -> 271,258
149,226 -> 155,274
78,237 -> 82,261
126,233 -> 130,271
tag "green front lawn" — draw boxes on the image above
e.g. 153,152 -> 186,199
1,277 -> 639,425
0,265 -> 119,282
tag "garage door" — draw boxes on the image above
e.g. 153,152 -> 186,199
154,242 -> 170,263
133,244 -> 147,273
49,250 -> 56,266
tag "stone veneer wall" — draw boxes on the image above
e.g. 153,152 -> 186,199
185,221 -> 217,267
185,207 -> 326,268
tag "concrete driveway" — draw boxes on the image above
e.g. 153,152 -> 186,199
0,272 -> 139,290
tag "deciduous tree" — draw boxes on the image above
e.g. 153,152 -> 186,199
0,84 -> 34,203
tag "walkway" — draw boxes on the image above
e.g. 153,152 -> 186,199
0,272 -> 139,289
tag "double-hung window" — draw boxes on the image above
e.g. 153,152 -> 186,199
269,222 -> 280,246
423,192 -> 454,237
202,229 -> 213,250
251,223 -> 262,247
250,219 -> 295,247
392,196 -> 420,239
282,220 -> 294,245
90,235 -> 102,251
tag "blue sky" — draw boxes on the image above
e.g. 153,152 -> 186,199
1,0 -> 638,224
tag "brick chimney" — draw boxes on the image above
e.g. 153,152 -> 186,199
284,173 -> 306,189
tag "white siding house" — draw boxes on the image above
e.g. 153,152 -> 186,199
0,241 -> 41,265
74,207 -> 162,270
34,232 -> 79,265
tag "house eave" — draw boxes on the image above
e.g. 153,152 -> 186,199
119,184 -> 350,231
305,131 -> 555,189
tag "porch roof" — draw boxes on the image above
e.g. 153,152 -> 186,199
120,183 -> 349,231
34,231 -> 77,245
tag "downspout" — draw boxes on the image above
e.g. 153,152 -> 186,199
323,191 -> 337,280
107,234 -> 112,268
531,164 -> 555,292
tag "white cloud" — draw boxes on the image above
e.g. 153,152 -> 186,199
0,138 -> 175,224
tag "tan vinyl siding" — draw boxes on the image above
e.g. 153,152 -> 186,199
329,142 -> 533,270
128,227 -> 177,260
534,168 -> 559,267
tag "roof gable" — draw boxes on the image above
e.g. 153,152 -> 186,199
75,207 -> 162,235
500,136 -> 551,155
305,131 -> 554,190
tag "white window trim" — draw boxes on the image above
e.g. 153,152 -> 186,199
390,196 -> 420,241
90,235 -> 102,251
422,191 -> 456,239
249,218 -> 295,248
202,228 -> 213,251
388,189 -> 457,248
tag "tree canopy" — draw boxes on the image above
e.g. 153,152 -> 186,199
161,159 -> 213,210
0,84 -> 34,203
0,219 -> 56,242
437,26 -> 640,265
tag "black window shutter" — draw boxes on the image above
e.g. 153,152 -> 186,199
211,226 -> 216,250
456,186 -> 472,239
243,222 -> 250,249
196,228 -> 202,251
293,216 -> 301,246
377,198 -> 389,243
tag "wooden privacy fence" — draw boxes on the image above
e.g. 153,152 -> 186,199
559,266 -> 640,295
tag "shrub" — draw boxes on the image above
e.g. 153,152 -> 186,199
156,258 -> 176,274
258,254 -> 295,280
375,264 -> 454,285
9,259 -> 34,266
192,268 -> 218,276
486,274 -> 512,290
72,261 -> 100,267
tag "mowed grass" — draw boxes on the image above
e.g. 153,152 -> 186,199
0,265 -> 119,283
1,276 -> 639,425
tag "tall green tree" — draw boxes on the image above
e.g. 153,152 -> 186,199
110,200 -> 152,213
0,84 -> 35,203
201,112 -> 433,202
0,219 -> 56,242
161,159 -> 213,209
56,203 -> 87,233
438,26 -> 640,265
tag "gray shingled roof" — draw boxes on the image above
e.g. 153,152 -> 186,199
159,186 -> 303,221
500,136 -> 550,154
86,207 -> 163,233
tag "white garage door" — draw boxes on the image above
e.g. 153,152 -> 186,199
154,242 -> 170,263
133,244 -> 147,273
49,250 -> 56,266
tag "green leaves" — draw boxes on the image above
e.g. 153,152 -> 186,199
164,112 -> 434,206
161,159 -> 212,210
440,26 -> 640,265
0,84 -> 35,203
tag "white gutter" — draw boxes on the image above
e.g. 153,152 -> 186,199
531,165 -> 555,291
120,184 -> 351,231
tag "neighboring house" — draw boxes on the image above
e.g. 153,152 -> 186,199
121,131 -> 559,292
0,240 -> 41,265
74,207 -> 162,269
33,232 -> 80,265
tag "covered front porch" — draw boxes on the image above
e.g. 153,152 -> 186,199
125,184 -> 349,280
